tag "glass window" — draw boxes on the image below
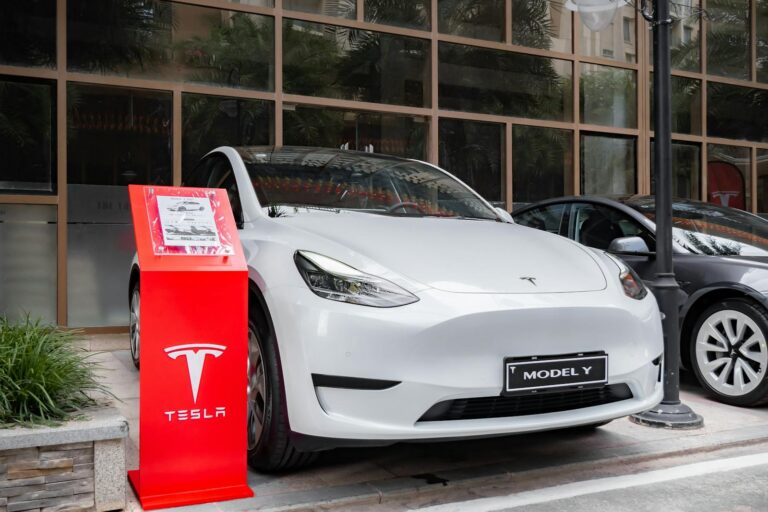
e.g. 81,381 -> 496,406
0,204 -> 57,324
283,19 -> 430,108
581,134 -> 636,195
514,204 -> 567,234
67,84 -> 172,327
513,125 -> 573,204
650,141 -> 701,200
284,0 -> 355,18
706,0 -> 750,79
623,18 -> 632,43
283,106 -> 427,159
580,64 -> 636,128
758,0 -> 768,82
511,0 -> 572,53
708,82 -> 768,143
67,0 -> 275,91
650,75 -> 701,135
0,0 -> 56,68
707,144 -> 750,211
670,0 -> 700,71
438,42 -> 573,121
580,4 -> 635,63
438,119 -> 504,204
438,0 -> 504,42
365,0 -> 430,30
0,77 -> 56,193
758,149 -> 768,215
182,93 -> 273,179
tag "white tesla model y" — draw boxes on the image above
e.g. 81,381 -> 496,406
129,146 -> 663,471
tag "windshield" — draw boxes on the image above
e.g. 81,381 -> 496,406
241,147 -> 499,220
629,198 -> 768,256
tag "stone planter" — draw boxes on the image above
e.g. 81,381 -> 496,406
0,407 -> 128,512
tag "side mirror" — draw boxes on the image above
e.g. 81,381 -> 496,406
495,207 -> 514,223
608,236 -> 652,255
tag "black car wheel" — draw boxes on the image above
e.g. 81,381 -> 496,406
246,304 -> 317,472
690,299 -> 768,406
129,282 -> 140,370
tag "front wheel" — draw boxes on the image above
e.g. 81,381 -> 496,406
246,307 -> 317,472
690,299 -> 768,406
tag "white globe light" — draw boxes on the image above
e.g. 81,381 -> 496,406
565,0 -> 625,32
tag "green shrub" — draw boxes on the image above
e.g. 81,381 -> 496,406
0,317 -> 109,426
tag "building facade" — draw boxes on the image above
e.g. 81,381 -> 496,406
0,0 -> 767,329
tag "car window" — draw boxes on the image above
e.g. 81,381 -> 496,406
206,157 -> 244,228
629,198 -> 768,256
243,148 -> 498,220
183,155 -> 215,188
571,203 -> 655,251
514,204 -> 567,235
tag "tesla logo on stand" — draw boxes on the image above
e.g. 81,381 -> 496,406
165,343 -> 226,402
520,276 -> 537,286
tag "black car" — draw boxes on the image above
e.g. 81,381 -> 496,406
513,195 -> 768,407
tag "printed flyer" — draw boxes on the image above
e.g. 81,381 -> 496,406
156,196 -> 220,248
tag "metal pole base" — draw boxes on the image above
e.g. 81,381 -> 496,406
630,402 -> 703,429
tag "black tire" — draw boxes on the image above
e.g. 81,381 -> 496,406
247,302 -> 317,472
129,281 -> 140,370
690,298 -> 768,407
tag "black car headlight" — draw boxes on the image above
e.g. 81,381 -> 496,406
295,251 -> 419,307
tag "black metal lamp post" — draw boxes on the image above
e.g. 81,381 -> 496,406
569,0 -> 703,429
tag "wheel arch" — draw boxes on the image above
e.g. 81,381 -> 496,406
247,278 -> 276,343
680,284 -> 768,369
129,264 -> 140,301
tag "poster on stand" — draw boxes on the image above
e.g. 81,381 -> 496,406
156,196 -> 220,248
142,187 -> 236,256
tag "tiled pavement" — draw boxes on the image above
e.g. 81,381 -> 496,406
86,335 -> 768,512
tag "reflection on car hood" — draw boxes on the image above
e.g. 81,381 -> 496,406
274,210 -> 607,294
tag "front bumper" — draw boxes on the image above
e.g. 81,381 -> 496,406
266,285 -> 664,445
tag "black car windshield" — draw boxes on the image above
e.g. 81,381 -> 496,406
628,198 -> 768,256
239,147 -> 499,220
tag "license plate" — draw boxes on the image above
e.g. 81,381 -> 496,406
503,352 -> 608,396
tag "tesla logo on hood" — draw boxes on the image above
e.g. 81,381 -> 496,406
165,343 -> 226,403
519,276 -> 537,286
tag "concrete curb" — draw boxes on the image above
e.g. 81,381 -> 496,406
218,424 -> 768,512
0,407 -> 128,451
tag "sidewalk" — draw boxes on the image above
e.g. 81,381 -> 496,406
87,335 -> 768,512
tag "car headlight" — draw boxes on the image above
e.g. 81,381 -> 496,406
605,253 -> 648,300
295,251 -> 419,307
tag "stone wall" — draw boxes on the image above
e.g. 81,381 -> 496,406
0,442 -> 95,512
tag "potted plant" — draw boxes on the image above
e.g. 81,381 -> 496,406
0,317 -> 128,512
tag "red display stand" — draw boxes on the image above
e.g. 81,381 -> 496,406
127,185 -> 253,510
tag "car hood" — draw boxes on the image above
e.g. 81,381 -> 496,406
274,211 -> 607,294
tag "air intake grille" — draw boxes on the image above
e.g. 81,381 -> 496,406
418,384 -> 633,422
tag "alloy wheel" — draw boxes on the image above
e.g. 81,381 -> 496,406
247,326 -> 268,450
129,289 -> 140,366
695,309 -> 768,397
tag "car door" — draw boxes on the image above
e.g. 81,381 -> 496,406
568,202 -> 657,281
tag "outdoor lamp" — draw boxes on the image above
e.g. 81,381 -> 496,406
565,0 -> 627,31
